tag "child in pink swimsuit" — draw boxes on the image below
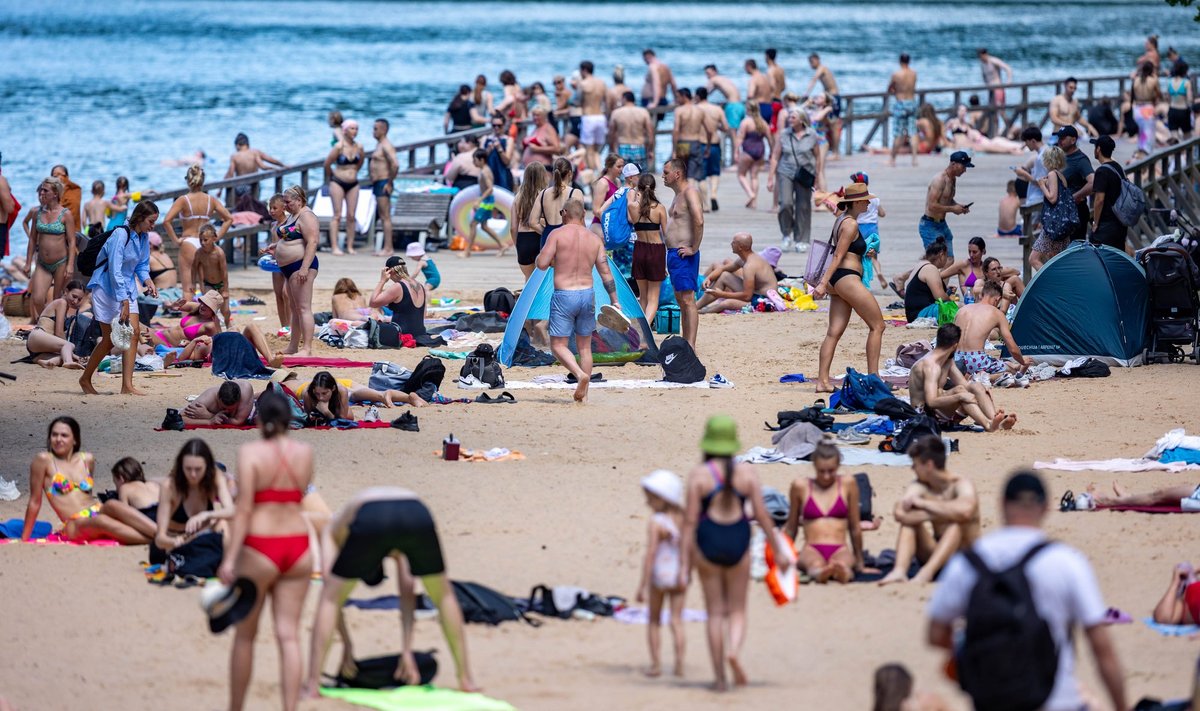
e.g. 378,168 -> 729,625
636,469 -> 687,678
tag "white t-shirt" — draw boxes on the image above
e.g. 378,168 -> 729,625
1024,145 -> 1049,207
857,197 -> 880,225
926,526 -> 1107,711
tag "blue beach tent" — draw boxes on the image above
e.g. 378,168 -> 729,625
498,258 -> 659,367
1001,242 -> 1147,366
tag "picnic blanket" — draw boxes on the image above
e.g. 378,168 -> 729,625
319,687 -> 515,711
157,420 -> 393,432
1034,458 -> 1200,473
500,378 -> 712,391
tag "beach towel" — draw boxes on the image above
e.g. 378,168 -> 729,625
1034,458 -> 1200,473
319,687 -> 515,711
270,356 -> 376,368
211,332 -> 274,380
499,378 -> 712,391
778,373 -> 808,383
1095,505 -> 1196,514
611,606 -> 708,624
1160,448 -> 1200,465
345,595 -> 437,613
1142,618 -> 1199,637
0,519 -> 52,539
156,420 -> 393,432
739,446 -> 914,468
430,449 -> 525,462
1145,429 -> 1200,459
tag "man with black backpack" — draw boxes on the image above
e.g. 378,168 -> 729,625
927,471 -> 1127,711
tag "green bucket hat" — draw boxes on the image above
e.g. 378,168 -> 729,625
700,415 -> 741,456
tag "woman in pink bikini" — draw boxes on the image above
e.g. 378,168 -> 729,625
783,442 -> 869,583
150,289 -> 223,362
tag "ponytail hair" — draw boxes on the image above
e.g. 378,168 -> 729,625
255,390 -> 292,439
551,157 -> 573,199
636,173 -> 658,222
284,184 -> 307,207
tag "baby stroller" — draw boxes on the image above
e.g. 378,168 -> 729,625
1139,237 -> 1200,364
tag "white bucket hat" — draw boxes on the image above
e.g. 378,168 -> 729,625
640,469 -> 684,508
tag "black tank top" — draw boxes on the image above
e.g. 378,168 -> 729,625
904,262 -> 938,322
389,282 -> 427,336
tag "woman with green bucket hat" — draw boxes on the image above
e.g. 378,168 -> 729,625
680,414 -> 792,691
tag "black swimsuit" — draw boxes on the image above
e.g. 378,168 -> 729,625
829,221 -> 868,286
904,262 -> 939,322
389,282 -> 427,336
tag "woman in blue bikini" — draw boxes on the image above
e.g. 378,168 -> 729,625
680,415 -> 790,692
276,185 -> 319,356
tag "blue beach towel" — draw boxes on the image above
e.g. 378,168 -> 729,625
210,331 -> 273,380
0,519 -> 52,539
1142,617 -> 1200,637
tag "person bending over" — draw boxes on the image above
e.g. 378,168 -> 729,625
696,232 -> 778,314
879,436 -> 980,585
184,380 -> 256,426
910,323 -> 1016,432
99,457 -> 162,541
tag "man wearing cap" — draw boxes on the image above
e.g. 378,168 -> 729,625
1089,136 -> 1129,252
609,91 -> 654,170
920,152 -> 973,257
1055,126 -> 1094,242
927,471 -> 1127,711
697,232 -> 778,313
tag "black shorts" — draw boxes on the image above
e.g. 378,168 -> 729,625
1091,221 -> 1128,251
1168,107 -> 1193,133
0,222 -> 7,259
568,116 -> 582,138
331,499 -> 445,580
516,231 -> 540,266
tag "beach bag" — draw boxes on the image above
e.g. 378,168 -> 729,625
1101,163 -> 1146,226
601,188 -> 634,250
838,368 -> 893,410
76,225 -> 131,277
936,299 -> 959,327
1,291 -> 29,318
332,652 -> 438,689
767,407 -> 833,432
873,396 -> 919,421
263,381 -> 307,429
658,335 -> 706,383
957,542 -> 1058,711
368,361 -> 411,392
895,341 -> 931,368
805,215 -> 847,286
483,287 -> 516,315
460,343 -> 504,388
343,327 -> 368,349
1039,176 -> 1080,240
453,581 -> 539,627
167,531 -> 224,578
892,414 -> 941,454
403,355 -> 445,394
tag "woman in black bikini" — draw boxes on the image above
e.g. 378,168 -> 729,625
813,182 -> 886,394
627,173 -> 668,326
276,186 -> 319,356
323,119 -> 364,255
528,157 -> 581,248
369,257 -> 427,337
21,177 -> 77,325
512,162 -> 548,279
152,438 -> 233,569
26,279 -> 86,369
680,415 -> 789,692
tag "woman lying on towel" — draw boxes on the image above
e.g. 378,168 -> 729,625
150,438 -> 234,565
1154,562 -> 1200,625
782,442 -> 872,583
296,370 -> 425,420
25,279 -> 87,369
21,417 -> 155,543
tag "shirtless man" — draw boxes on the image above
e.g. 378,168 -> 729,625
953,281 -> 1029,382
578,61 -> 608,171
662,157 -> 704,348
765,48 -> 786,99
804,53 -> 843,156
977,48 -> 1013,107
609,92 -> 655,169
746,59 -> 775,123
920,151 -> 973,257
695,87 -> 731,211
369,119 -> 399,256
909,323 -> 1016,432
534,200 -> 620,403
696,232 -> 778,313
224,133 -> 284,198
641,49 -> 678,122
607,65 -> 630,116
705,64 -> 744,156
1049,77 -> 1098,138
671,88 -> 710,191
879,435 -> 981,585
887,54 -> 919,167
183,380 -> 255,426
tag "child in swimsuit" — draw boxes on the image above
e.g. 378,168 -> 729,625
192,224 -> 231,326
636,469 -> 687,678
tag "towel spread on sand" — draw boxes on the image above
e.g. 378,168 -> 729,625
430,449 -> 525,462
156,420 -> 393,432
319,687 -> 515,711
500,379 -> 711,390
0,519 -> 51,539
739,446 -> 914,467
611,606 -> 708,624
1034,458 -> 1200,473
0,531 -> 119,546
1096,504 -> 1196,514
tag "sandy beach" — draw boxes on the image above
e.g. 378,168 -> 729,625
2,270 -> 1197,710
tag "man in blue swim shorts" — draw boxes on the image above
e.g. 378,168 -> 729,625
662,157 -> 704,348
536,199 -> 621,403
888,53 -> 919,167
920,151 -> 974,258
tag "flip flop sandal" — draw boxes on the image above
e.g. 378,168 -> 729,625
1103,607 -> 1132,624
240,295 -> 266,305
1059,490 -> 1076,512
475,392 -> 518,404
812,399 -> 826,411
888,280 -> 903,298
597,303 -> 631,333
497,391 -> 516,403
566,372 -> 604,384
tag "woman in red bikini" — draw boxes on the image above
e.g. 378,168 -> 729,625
783,442 -> 869,583
219,390 -> 314,711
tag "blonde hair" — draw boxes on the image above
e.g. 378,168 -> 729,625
39,177 -> 64,200
284,185 -> 307,206
185,164 -> 205,191
268,193 -> 285,208
333,278 -> 360,297
1042,145 -> 1066,171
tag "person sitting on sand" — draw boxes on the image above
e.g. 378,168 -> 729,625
183,380 -> 256,426
25,279 -> 87,369
975,256 -> 1023,309
879,436 -> 980,585
370,258 -> 429,337
297,370 -> 425,421
901,238 -> 954,322
910,324 -> 1017,432
696,232 -> 779,314
953,281 -> 1029,383
152,438 -> 234,565
21,416 -> 154,544
151,290 -> 223,353
1153,562 -> 1200,625
635,469 -> 688,678
331,278 -> 370,322
304,486 -> 479,696
873,663 -> 951,711
783,442 -> 870,583
148,232 -> 178,293
98,457 -> 162,539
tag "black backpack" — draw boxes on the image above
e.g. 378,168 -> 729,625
893,414 -> 941,454
874,396 -> 919,421
459,343 -> 504,388
483,287 -> 516,314
452,581 -> 539,626
403,355 -> 445,394
766,407 -> 833,432
658,335 -> 706,383
76,225 -> 131,277
957,541 -> 1059,711
64,313 -> 101,358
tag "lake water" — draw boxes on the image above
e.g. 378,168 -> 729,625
1,0 -> 1194,222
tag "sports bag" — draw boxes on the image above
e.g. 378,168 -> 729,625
1101,162 -> 1146,227
368,361 -> 411,392
64,312 -> 101,358
658,335 -> 706,383
403,355 -> 445,394
838,368 -> 893,410
76,225 -> 131,277
957,541 -> 1058,711
459,343 -> 504,388
601,187 -> 634,250
482,287 -> 516,314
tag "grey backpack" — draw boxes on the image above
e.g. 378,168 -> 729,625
1102,163 -> 1146,227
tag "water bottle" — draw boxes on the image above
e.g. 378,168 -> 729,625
442,434 -> 460,461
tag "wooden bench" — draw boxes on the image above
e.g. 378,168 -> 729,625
392,192 -> 453,248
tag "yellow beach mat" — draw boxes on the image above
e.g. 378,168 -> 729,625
320,686 -> 516,711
